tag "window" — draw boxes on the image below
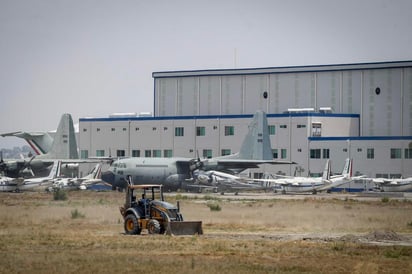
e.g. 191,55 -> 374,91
221,149 -> 231,156
132,150 -> 140,157
203,149 -> 212,158
145,150 -> 152,157
268,125 -> 276,135
280,125 -> 287,129
322,149 -> 330,159
281,149 -> 287,159
297,124 -> 306,128
312,123 -> 322,137
111,128 -> 115,132
80,150 -> 88,159
390,148 -> 402,159
116,150 -> 125,157
175,127 -> 184,136
272,149 -> 278,159
152,150 -> 161,157
405,148 -> 412,159
96,150 -> 105,157
224,126 -> 234,136
82,128 -> 87,132
96,128 -> 100,132
163,149 -> 173,158
196,126 -> 205,136
367,148 -> 374,159
310,149 -> 321,159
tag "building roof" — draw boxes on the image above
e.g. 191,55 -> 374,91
153,60 -> 412,78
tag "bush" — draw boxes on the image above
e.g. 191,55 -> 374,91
381,197 -> 390,203
207,202 -> 222,211
53,189 -> 68,201
71,209 -> 85,219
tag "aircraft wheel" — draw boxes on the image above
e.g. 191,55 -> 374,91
147,219 -> 161,234
124,214 -> 141,235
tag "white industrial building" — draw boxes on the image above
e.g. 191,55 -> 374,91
79,61 -> 412,180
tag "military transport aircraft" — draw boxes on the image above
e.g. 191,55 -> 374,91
101,110 -> 294,191
0,113 -> 86,178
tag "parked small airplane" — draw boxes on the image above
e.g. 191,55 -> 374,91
101,110 -> 294,191
248,158 -> 362,194
1,113 -> 92,178
50,163 -> 103,191
372,177 -> 412,192
249,160 -> 331,194
0,175 -> 19,192
15,160 -> 61,191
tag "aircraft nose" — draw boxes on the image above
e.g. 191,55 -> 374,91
101,171 -> 115,185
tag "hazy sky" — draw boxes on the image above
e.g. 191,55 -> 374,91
1,0 -> 412,149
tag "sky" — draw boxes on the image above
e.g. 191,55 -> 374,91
1,0 -> 412,149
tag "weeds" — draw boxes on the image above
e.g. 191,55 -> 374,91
53,189 -> 68,201
71,208 -> 85,219
207,201 -> 222,211
381,197 -> 390,203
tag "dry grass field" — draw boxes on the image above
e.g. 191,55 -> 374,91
1,190 -> 412,273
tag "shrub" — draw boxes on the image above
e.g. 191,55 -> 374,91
207,202 -> 222,211
53,189 -> 68,201
71,209 -> 85,219
381,197 -> 390,203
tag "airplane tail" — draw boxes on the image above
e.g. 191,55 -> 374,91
237,110 -> 273,160
341,158 -> 352,178
43,114 -> 79,159
322,160 -> 331,181
84,163 -> 102,179
46,160 -> 61,180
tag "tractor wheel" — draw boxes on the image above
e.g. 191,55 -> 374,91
147,219 -> 161,234
124,214 -> 141,235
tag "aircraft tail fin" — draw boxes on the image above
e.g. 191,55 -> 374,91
322,160 -> 331,180
341,158 -> 352,177
238,110 -> 273,160
44,114 -> 79,159
46,160 -> 61,180
84,163 -> 102,179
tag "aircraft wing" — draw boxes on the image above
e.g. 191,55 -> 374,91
213,159 -> 295,170
0,131 -> 46,138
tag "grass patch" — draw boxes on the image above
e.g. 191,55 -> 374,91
53,189 -> 68,201
71,208 -> 85,219
206,201 -> 222,211
381,197 -> 390,203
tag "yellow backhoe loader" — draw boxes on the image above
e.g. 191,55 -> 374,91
119,183 -> 203,235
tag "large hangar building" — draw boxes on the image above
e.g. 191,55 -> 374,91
79,61 -> 412,178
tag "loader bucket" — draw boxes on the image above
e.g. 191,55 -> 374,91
165,221 -> 203,236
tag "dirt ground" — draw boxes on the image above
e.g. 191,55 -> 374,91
1,190 -> 412,273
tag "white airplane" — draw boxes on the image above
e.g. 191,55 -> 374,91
249,160 -> 331,194
16,160 -> 61,191
50,163 -> 103,191
191,169 -> 266,192
0,175 -> 19,192
316,158 -> 367,192
372,177 -> 412,192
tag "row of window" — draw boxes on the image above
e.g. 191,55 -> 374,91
83,124 -> 314,137
83,147 -> 412,160
309,148 -> 412,159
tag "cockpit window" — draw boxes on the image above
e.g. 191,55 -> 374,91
114,162 -> 126,168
